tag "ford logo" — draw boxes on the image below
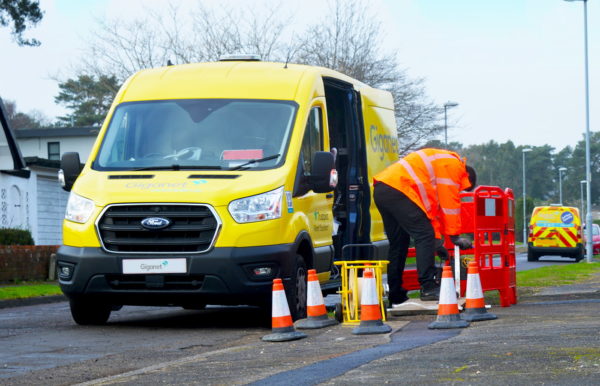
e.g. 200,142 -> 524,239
141,217 -> 171,230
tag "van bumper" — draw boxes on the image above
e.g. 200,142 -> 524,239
56,245 -> 295,307
528,243 -> 583,258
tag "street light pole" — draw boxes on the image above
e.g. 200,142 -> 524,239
559,167 -> 567,205
564,0 -> 592,262
522,148 -> 532,246
443,101 -> 459,147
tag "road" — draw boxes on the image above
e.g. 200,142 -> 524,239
515,252 -> 581,270
0,253 -> 593,385
1,301 -> 275,384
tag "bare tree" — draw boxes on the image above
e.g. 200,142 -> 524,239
79,2 -> 291,81
72,0 -> 441,153
294,0 -> 398,86
80,15 -> 171,80
389,78 -> 443,154
295,0 -> 442,154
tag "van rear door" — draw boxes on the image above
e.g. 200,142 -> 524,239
531,207 -> 580,248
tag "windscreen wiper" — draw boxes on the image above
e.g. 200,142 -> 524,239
132,165 -> 223,171
228,154 -> 281,171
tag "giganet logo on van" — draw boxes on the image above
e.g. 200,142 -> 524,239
370,125 -> 399,160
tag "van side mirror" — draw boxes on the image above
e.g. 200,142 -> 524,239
59,152 -> 82,192
309,151 -> 337,193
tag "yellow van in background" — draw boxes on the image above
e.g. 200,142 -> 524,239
57,56 -> 399,325
527,205 -> 583,262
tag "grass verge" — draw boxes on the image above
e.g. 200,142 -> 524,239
0,282 -> 62,300
484,260 -> 600,304
517,262 -> 600,287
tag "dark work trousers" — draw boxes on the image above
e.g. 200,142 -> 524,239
373,182 -> 437,303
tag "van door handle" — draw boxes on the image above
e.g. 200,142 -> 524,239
326,194 -> 333,198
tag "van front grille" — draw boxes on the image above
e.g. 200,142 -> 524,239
97,204 -> 220,253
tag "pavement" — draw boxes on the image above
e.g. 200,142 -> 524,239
52,273 -> 600,386
3,269 -> 600,385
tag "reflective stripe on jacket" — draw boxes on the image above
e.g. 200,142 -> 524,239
373,148 -> 472,235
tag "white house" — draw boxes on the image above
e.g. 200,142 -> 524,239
1,101 -> 99,245
15,127 -> 99,163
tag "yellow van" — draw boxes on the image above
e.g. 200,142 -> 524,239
527,205 -> 583,262
57,56 -> 399,325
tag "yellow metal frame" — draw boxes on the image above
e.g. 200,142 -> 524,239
334,260 -> 389,325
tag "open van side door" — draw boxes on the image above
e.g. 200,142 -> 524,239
323,78 -> 371,260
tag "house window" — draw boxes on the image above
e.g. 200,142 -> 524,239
48,142 -> 60,161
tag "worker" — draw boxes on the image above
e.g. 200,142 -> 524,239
373,148 -> 476,304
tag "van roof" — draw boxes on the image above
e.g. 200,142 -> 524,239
533,206 -> 578,211
117,61 -> 391,106
531,206 -> 581,218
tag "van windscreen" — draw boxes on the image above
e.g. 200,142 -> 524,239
93,99 -> 297,171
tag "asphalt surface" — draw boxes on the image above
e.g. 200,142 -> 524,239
2,254 -> 600,385
70,274 -> 600,386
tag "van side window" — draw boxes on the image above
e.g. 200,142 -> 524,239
300,107 -> 323,176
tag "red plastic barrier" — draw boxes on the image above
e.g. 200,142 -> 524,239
401,185 -> 517,307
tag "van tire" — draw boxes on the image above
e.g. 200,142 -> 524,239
574,247 -> 584,262
286,254 -> 307,321
69,299 -> 111,325
527,249 -> 538,262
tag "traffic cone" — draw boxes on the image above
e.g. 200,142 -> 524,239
352,269 -> 392,335
262,278 -> 307,342
428,266 -> 470,329
461,261 -> 497,322
296,269 -> 338,329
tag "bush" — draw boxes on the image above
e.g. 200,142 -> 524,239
0,228 -> 34,245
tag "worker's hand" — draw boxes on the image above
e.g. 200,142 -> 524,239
435,238 -> 449,260
450,235 -> 472,250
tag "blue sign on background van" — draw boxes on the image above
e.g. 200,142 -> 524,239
561,211 -> 574,224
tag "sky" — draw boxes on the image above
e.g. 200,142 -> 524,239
0,0 -> 598,151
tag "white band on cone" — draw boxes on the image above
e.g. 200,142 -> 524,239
361,277 -> 378,306
439,277 -> 458,305
466,273 -> 484,299
272,289 -> 291,317
307,280 -> 324,307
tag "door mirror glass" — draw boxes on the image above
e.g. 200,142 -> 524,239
60,152 -> 82,191
309,151 -> 336,193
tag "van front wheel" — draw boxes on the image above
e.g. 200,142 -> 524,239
286,254 -> 307,321
69,299 -> 111,325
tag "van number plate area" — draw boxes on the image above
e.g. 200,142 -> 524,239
122,258 -> 187,274
537,239 -> 557,247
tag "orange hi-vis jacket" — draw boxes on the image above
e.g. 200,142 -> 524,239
374,148 -> 472,236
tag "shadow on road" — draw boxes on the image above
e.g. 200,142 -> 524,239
105,305 -> 271,329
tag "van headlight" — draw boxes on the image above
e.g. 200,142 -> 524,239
65,192 -> 95,223
228,187 -> 283,223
